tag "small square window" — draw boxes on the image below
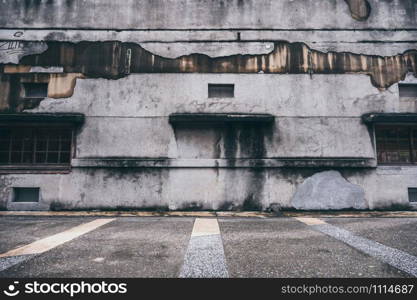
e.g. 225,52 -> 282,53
23,83 -> 48,98
13,187 -> 40,202
409,188 -> 417,202
399,84 -> 417,98
208,84 -> 234,98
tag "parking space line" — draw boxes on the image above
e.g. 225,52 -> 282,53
294,217 -> 327,225
179,218 -> 229,278
0,218 -> 115,258
295,217 -> 417,277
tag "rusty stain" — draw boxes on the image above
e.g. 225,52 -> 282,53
48,73 -> 84,98
1,40 -> 417,112
17,41 -> 417,88
344,0 -> 371,21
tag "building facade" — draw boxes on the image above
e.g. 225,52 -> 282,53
0,0 -> 416,211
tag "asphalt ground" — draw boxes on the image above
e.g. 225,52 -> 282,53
0,214 -> 416,278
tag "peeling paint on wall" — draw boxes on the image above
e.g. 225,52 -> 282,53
0,41 -> 47,64
1,40 -> 416,112
344,0 -> 371,21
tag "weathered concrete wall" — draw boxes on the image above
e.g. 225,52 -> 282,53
0,0 -> 416,211
27,74 -> 383,159
0,0 -> 415,29
1,167 -> 415,211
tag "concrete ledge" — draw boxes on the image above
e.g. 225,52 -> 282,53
1,211 -> 417,218
169,113 -> 275,124
0,113 -> 85,124
362,113 -> 417,124
71,158 -> 376,168
0,211 -> 273,218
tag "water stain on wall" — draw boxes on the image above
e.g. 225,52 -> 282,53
344,0 -> 371,21
1,40 -> 416,112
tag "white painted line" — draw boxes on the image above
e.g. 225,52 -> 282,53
191,218 -> 221,237
0,218 -> 115,258
295,217 -> 417,277
295,217 -> 327,226
180,218 -> 229,278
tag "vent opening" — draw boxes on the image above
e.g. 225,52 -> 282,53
23,83 -> 48,98
408,188 -> 417,203
208,84 -> 234,98
13,187 -> 40,202
399,84 -> 417,98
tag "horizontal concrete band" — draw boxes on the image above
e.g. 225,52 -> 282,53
71,158 -> 376,168
1,211 -> 417,217
1,29 -> 417,43
1,30 -> 415,56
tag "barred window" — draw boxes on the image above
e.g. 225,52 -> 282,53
0,126 -> 73,165
375,125 -> 417,165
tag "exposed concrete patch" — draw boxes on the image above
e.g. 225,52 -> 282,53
291,170 -> 367,210
0,211 -> 276,218
344,0 -> 371,21
141,42 -> 275,59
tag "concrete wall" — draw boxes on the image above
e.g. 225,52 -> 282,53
0,0 -> 415,30
29,74 -> 385,159
0,0 -> 416,211
1,166 -> 415,211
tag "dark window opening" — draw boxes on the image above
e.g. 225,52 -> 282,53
375,125 -> 416,165
399,84 -> 417,98
0,126 -> 72,165
23,83 -> 48,98
208,84 -> 234,98
13,187 -> 39,202
409,188 -> 417,202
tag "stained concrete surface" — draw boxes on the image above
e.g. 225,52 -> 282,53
0,216 -> 416,278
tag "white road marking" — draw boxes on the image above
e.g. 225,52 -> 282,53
295,217 -> 417,277
0,218 -> 115,258
180,218 -> 229,278
92,257 -> 105,263
191,218 -> 221,237
295,217 -> 327,225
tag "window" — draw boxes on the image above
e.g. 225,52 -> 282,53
399,84 -> 417,98
375,125 -> 416,165
13,187 -> 39,202
208,84 -> 234,98
409,188 -> 417,202
22,83 -> 48,98
0,126 -> 72,166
